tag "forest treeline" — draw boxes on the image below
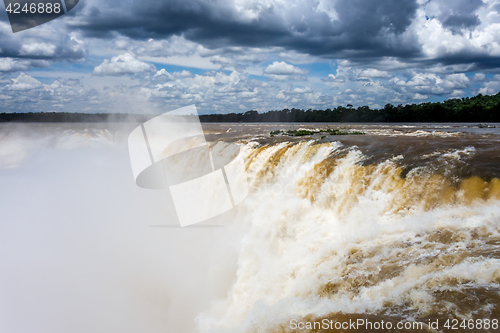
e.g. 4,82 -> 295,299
1,92 -> 500,123
200,92 -> 500,122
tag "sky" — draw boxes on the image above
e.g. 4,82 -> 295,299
0,0 -> 500,114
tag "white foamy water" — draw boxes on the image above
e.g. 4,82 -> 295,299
198,141 -> 500,332
364,129 -> 462,137
1,123 -> 500,333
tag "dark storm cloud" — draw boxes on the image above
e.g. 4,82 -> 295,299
0,34 -> 86,60
428,0 -> 484,33
69,0 -> 421,60
442,14 -> 480,31
423,53 -> 500,73
0,9 -> 86,63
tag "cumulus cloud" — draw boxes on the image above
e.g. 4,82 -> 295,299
0,0 -> 498,113
268,74 -> 308,81
322,73 -> 346,83
358,69 -> 391,78
478,74 -> 500,95
173,70 -> 195,78
152,69 -> 174,82
263,61 -> 309,80
93,53 -> 156,76
142,70 -> 286,112
0,16 -> 86,61
264,61 -> 309,75
322,74 -> 337,82
0,68 -> 335,114
471,73 -> 486,82
0,58 -> 33,72
0,14 -> 87,73
19,43 -> 57,57
389,72 -> 471,96
413,93 -> 428,100
6,72 -> 43,90
113,36 -> 199,58
0,73 -> 110,113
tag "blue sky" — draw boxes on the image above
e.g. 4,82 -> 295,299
0,0 -> 500,114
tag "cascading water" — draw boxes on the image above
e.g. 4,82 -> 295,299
1,122 -> 500,333
198,140 -> 500,333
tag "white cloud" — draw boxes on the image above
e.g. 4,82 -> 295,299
358,69 -> 391,78
6,73 -> 42,90
173,70 -> 195,78
209,55 -> 235,67
0,58 -> 31,72
389,72 -> 471,96
114,36 -> 199,57
277,51 -> 322,64
322,73 -> 346,83
19,43 -> 56,57
478,74 -> 500,95
323,74 -> 336,81
414,3 -> 500,59
0,73 -> 115,113
153,69 -> 174,82
471,73 -> 486,81
413,93 -> 428,100
93,53 -> 156,76
0,0 -> 499,115
443,73 -> 470,89
268,74 -> 308,81
264,61 -> 309,75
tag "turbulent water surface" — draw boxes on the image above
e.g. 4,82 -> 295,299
1,122 -> 500,333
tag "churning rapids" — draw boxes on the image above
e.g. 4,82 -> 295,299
1,122 -> 500,333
